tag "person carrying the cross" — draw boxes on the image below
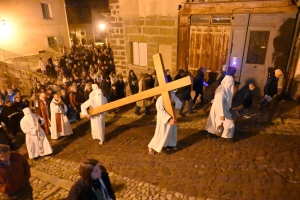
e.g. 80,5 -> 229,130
81,88 -> 108,145
148,90 -> 182,155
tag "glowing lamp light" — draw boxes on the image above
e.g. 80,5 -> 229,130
0,20 -> 13,39
232,56 -> 237,66
99,23 -> 106,30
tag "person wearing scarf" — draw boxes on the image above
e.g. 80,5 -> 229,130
50,93 -> 73,139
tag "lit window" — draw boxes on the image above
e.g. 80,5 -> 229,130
132,42 -> 147,66
41,3 -> 53,19
47,36 -> 56,46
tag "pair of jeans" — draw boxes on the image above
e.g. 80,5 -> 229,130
179,98 -> 193,114
135,106 -> 150,114
193,91 -> 204,104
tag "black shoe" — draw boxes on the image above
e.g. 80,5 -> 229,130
134,112 -> 141,116
227,138 -> 235,142
179,113 -> 186,117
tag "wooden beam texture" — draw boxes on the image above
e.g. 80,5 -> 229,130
80,76 -> 191,118
153,53 -> 177,120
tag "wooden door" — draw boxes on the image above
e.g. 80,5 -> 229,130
240,28 -> 273,95
177,26 -> 190,71
188,26 -> 230,72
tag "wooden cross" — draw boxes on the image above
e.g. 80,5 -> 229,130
80,53 -> 191,119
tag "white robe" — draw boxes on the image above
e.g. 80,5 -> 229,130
148,92 -> 182,152
89,84 -> 99,99
206,75 -> 235,138
81,89 -> 107,142
50,99 -> 73,139
20,107 -> 53,159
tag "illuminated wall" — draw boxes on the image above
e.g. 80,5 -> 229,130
0,0 -> 70,55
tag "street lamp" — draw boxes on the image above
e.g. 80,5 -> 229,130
99,23 -> 106,30
0,18 -> 12,39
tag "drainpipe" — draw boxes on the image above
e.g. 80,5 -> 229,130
283,2 -> 300,95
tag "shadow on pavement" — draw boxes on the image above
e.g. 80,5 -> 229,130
165,129 -> 207,155
50,122 -> 90,156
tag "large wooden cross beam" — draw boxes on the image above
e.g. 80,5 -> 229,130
80,53 -> 191,118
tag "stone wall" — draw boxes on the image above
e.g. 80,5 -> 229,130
0,61 -> 49,96
107,0 -> 127,75
107,0 -> 179,77
123,17 -> 178,75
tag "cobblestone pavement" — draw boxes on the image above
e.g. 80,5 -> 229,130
3,101 -> 300,200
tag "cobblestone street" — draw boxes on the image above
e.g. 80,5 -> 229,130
2,101 -> 300,200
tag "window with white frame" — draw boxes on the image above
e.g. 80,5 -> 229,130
132,42 -> 147,66
47,36 -> 56,46
41,3 -> 53,19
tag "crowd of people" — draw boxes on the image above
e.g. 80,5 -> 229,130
0,41 -> 284,199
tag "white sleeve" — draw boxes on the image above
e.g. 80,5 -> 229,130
156,97 -> 172,124
20,119 -> 37,136
81,99 -> 91,115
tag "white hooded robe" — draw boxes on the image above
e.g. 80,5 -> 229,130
20,107 -> 53,159
50,99 -> 73,139
148,92 -> 182,152
81,89 -> 107,142
205,75 -> 235,138
89,84 -> 99,99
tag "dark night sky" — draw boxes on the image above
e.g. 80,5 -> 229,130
65,0 -> 109,24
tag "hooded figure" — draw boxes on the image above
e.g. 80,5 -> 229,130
148,90 -> 182,155
89,84 -> 99,99
81,89 -> 108,145
20,107 -> 52,159
205,75 -> 235,141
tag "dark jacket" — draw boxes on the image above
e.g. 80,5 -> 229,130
101,78 -> 112,99
175,71 -> 192,101
67,170 -> 116,200
263,73 -> 278,97
0,152 -> 31,194
115,80 -> 125,99
193,69 -> 204,93
242,89 -> 254,108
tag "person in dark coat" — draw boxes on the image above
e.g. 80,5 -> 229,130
101,76 -> 112,102
127,70 -> 139,95
67,159 -> 116,200
166,69 -> 173,83
193,67 -> 207,105
232,83 -> 256,116
0,100 -> 22,136
109,84 -> 118,103
0,116 -> 15,149
0,145 -> 32,200
175,70 -> 193,117
0,89 -> 7,102
259,68 -> 283,111
115,74 -> 125,100
20,95 -> 30,110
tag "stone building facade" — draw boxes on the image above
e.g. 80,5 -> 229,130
107,0 -> 182,77
105,0 -> 300,98
0,0 -> 70,55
